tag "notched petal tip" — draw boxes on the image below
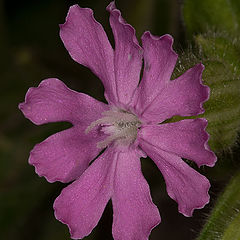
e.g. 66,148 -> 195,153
59,4 -> 101,37
182,118 -> 217,168
28,150 -> 56,184
106,1 -> 142,51
18,78 -> 66,125
54,195 -> 87,240
198,118 -> 217,168
142,31 -> 178,59
179,178 -> 211,217
18,86 -> 41,125
53,188 -> 93,240
106,1 -> 116,11
18,102 -> 24,110
28,143 -> 65,183
53,196 -> 78,239
18,102 -> 28,119
194,63 -> 210,114
59,4 -> 77,27
178,63 -> 209,117
59,4 -> 95,30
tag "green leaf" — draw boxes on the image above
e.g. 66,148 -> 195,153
197,171 -> 240,240
229,0 -> 240,27
183,0 -> 240,37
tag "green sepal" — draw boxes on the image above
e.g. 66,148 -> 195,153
197,171 -> 240,240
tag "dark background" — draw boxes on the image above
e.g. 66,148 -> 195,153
0,0 -> 237,239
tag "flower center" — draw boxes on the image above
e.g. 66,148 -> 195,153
85,108 -> 141,149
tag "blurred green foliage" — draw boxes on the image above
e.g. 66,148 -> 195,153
183,0 -> 240,36
197,171 -> 240,240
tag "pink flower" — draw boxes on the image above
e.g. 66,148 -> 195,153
19,2 -> 217,240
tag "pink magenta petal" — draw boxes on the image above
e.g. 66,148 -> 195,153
134,32 -> 178,112
139,142 -> 211,217
140,63 -> 209,123
54,148 -> 117,239
18,78 -> 108,125
60,5 -> 117,104
139,118 -> 216,167
106,2 -> 143,107
29,125 -> 105,183
112,150 -> 160,240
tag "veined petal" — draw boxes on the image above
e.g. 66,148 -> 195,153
54,148 -> 117,239
141,64 -> 208,123
18,78 -> 109,125
139,141 -> 210,217
29,125 -> 105,183
107,2 -> 143,107
139,118 -> 216,167
60,5 -> 117,103
112,150 -> 160,240
134,32 -> 178,112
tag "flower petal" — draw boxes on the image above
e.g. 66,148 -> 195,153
139,141 -> 210,217
106,2 -> 143,107
18,78 -> 108,125
139,118 -> 216,167
60,5 -> 117,104
140,64 -> 209,123
134,32 -> 178,112
29,125 -> 105,183
112,150 -> 160,240
53,148 -> 116,239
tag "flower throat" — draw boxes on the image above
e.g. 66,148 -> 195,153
85,108 -> 141,148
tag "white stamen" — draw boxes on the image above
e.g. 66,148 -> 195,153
85,109 -> 141,148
